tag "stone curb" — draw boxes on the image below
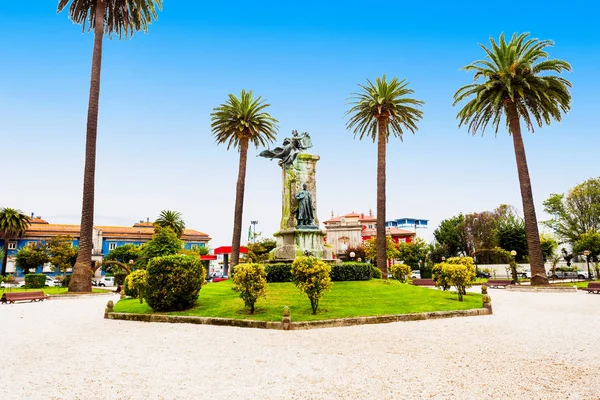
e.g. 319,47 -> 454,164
107,307 -> 492,330
49,292 -> 116,300
505,285 -> 577,293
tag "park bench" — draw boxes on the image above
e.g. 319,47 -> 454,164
486,279 -> 513,288
411,279 -> 436,286
579,282 -> 600,294
1,291 -> 48,304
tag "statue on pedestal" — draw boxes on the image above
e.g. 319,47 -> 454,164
295,183 -> 317,228
258,130 -> 312,169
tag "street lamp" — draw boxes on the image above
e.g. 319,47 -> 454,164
584,250 -> 592,280
250,220 -> 258,243
510,250 -> 517,257
441,256 -> 446,262
349,251 -> 356,260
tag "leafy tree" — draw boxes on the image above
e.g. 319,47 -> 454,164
154,210 -> 186,237
433,214 -> 467,257
346,75 -> 424,279
573,231 -> 600,262
437,257 -> 476,302
342,244 -> 367,262
232,263 -> 267,314
47,236 -> 78,279
58,0 -> 162,292
104,244 -> 144,265
245,238 -> 277,263
496,215 -> 528,262
364,236 -> 398,265
291,256 -> 332,315
539,234 -> 558,263
389,263 -> 412,283
0,207 -> 31,275
397,237 -> 429,270
211,90 -> 278,268
460,211 -> 500,257
140,227 -> 183,266
15,244 -> 49,275
543,177 -> 600,244
454,33 -> 572,285
125,269 -> 148,304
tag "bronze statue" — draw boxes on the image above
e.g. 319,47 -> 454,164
295,183 -> 316,228
259,130 -> 312,169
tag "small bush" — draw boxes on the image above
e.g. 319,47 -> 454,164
24,274 -> 46,289
389,263 -> 412,283
330,262 -> 372,281
420,266 -> 433,279
264,263 -> 293,283
145,255 -> 205,311
232,263 -> 267,314
125,270 -> 148,304
434,257 -> 476,302
371,265 -> 382,279
123,278 -> 136,297
291,256 -> 333,315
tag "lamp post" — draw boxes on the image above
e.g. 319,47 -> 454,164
584,250 -> 592,280
250,220 -> 258,243
349,251 -> 356,261
441,256 -> 446,263
510,250 -> 517,281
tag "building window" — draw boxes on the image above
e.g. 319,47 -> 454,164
27,241 -> 39,248
8,241 -> 17,250
109,243 -> 117,251
368,224 -> 374,229
191,244 -> 198,249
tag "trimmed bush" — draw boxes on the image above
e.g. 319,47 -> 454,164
390,263 -> 412,283
24,274 -> 46,289
291,256 -> 332,315
434,257 -> 476,302
126,270 -> 148,304
420,266 -> 433,279
264,263 -> 293,283
123,278 -> 136,297
330,262 -> 371,281
145,255 -> 205,311
371,265 -> 382,279
232,263 -> 267,314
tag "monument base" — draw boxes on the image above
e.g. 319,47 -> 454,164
271,228 -> 330,260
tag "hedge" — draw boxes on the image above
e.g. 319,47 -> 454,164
264,262 -> 372,282
264,263 -> 293,283
24,274 -> 46,288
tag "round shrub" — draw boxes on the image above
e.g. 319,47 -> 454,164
24,274 -> 46,289
371,265 -> 382,279
232,263 -> 267,314
390,263 -> 412,283
291,256 -> 332,315
145,255 -> 205,311
125,270 -> 148,304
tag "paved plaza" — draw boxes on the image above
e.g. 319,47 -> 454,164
0,289 -> 599,399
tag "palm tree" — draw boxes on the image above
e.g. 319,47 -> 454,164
58,0 -> 162,292
346,76 -> 424,278
453,33 -> 572,286
0,208 -> 32,275
154,210 -> 186,237
211,90 -> 279,268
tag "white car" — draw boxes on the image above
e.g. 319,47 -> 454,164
98,277 -> 115,287
411,270 -> 421,279
45,276 -> 57,287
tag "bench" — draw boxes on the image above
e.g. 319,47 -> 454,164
486,279 -> 513,288
579,282 -> 600,294
1,291 -> 48,304
411,279 -> 436,286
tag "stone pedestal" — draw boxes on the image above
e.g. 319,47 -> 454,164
271,153 -> 328,261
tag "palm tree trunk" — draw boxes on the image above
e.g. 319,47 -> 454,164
507,102 -> 548,286
376,117 -> 388,279
69,1 -> 106,293
231,137 -> 250,269
1,239 -> 9,276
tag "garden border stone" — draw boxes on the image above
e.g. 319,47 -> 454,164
107,307 -> 491,330
505,285 -> 577,293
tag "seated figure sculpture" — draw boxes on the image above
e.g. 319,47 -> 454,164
259,130 -> 312,169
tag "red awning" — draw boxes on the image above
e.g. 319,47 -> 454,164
200,255 -> 217,260
213,246 -> 248,255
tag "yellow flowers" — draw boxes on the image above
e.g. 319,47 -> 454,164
291,256 -> 333,315
433,257 -> 476,302
390,263 -> 412,283
232,263 -> 267,314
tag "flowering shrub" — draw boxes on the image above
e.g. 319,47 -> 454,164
291,256 -> 333,315
232,263 -> 267,314
433,257 -> 476,301
389,263 -> 412,283
125,269 -> 148,304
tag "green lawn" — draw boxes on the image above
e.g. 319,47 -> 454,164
552,280 -> 600,288
1,287 -> 107,295
113,280 -> 483,322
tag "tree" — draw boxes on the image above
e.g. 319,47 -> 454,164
0,208 -> 31,275
291,256 -> 333,315
154,210 -> 186,237
104,244 -> 144,265
364,236 -> 398,265
211,90 -> 278,268
232,263 -> 267,314
454,33 -> 571,285
573,232 -> 600,262
496,215 -> 528,262
47,236 -> 79,279
460,211 -> 499,256
397,237 -> 429,270
15,244 -> 50,275
433,214 -> 467,257
140,227 -> 183,266
543,177 -> 600,244
539,234 -> 558,262
58,0 -> 162,293
346,75 -> 424,279
245,238 -> 277,263
342,244 -> 367,262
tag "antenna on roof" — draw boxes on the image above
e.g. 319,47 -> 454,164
147,217 -> 150,223
31,212 -> 34,218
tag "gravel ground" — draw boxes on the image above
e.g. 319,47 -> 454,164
1,289 -> 599,400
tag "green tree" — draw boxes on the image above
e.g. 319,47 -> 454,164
211,90 -> 279,269
364,236 -> 398,265
232,263 -> 267,314
573,232 -> 600,262
397,237 -> 429,270
140,227 -> 183,266
539,234 -> 558,262
496,215 -> 528,262
454,33 -> 571,285
0,208 -> 31,275
543,177 -> 600,244
245,238 -> 277,263
346,75 -> 424,279
104,244 -> 144,265
291,256 -> 333,315
47,236 -> 78,279
154,210 -> 186,237
15,244 -> 50,275
58,0 -> 162,293
433,214 -> 467,257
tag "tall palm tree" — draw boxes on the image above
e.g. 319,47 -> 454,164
346,76 -> 424,278
58,0 -> 162,292
211,90 -> 279,268
0,208 -> 32,275
154,210 -> 186,237
453,33 -> 572,286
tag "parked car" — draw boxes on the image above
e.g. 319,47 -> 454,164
91,279 -> 98,286
1,281 -> 25,288
98,277 -> 115,287
411,270 -> 421,279
45,276 -> 57,287
476,270 -> 491,279
549,270 -> 588,279
212,274 -> 229,283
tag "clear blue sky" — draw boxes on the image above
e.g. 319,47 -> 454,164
1,1 -> 598,246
